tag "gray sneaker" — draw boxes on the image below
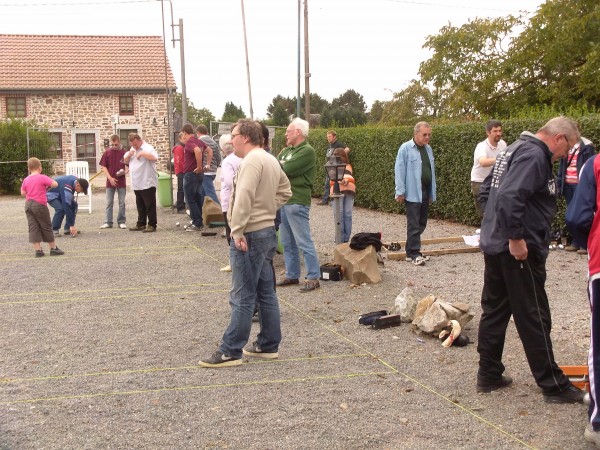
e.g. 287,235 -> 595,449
186,224 -> 204,232
243,342 -> 279,359
199,350 -> 242,368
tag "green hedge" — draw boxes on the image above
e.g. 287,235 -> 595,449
274,115 -> 600,229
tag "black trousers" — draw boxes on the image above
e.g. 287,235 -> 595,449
405,185 -> 429,259
176,173 -> 185,211
134,187 -> 157,228
477,250 -> 570,394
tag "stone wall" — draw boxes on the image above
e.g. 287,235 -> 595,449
0,92 -> 172,172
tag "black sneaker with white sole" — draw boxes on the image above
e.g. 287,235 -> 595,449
199,350 -> 242,368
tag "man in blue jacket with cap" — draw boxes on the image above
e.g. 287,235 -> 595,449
47,175 -> 88,237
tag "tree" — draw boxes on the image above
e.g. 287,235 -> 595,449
271,103 -> 290,127
417,0 -> 600,117
173,93 -> 216,125
380,81 -> 440,125
331,89 -> 367,112
266,95 -> 296,119
221,102 -> 246,123
368,100 -> 386,123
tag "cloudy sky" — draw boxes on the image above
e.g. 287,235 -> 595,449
1,0 -> 545,119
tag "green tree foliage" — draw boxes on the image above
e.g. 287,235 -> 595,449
173,93 -> 215,125
297,93 -> 331,117
417,0 -> 600,117
321,89 -> 368,128
331,89 -> 367,112
368,100 -> 386,123
266,95 -> 296,119
271,103 -> 290,126
0,120 -> 55,194
221,101 -> 246,122
380,81 -> 439,125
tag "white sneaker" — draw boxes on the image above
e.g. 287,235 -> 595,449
585,393 -> 591,406
118,223 -> 127,229
584,423 -> 600,447
412,256 -> 426,266
220,264 -> 232,272
100,223 -> 112,229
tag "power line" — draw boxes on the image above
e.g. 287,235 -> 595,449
0,0 -> 156,6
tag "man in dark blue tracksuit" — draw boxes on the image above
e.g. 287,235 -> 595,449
476,117 -> 585,403
46,175 -> 88,237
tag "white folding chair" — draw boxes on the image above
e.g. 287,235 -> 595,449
65,161 -> 92,213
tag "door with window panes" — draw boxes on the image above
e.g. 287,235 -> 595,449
75,133 -> 97,174
119,129 -> 138,149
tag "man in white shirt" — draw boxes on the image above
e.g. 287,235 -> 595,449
124,133 -> 158,232
470,120 -> 507,218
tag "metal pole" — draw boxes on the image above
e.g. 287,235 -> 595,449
332,190 -> 343,244
296,0 -> 301,118
241,0 -> 254,119
303,0 -> 310,120
178,19 -> 188,125
161,0 -> 174,208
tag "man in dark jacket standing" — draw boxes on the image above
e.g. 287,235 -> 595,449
476,116 -> 585,404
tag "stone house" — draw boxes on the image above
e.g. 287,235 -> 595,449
0,34 -> 177,173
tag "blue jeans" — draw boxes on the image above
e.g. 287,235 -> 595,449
183,172 -> 204,227
332,194 -> 354,243
48,198 -> 77,231
201,174 -> 220,205
220,227 -> 281,359
279,204 -> 320,280
405,185 -> 430,259
105,187 -> 126,225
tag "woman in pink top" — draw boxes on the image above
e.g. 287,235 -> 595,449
20,158 -> 64,257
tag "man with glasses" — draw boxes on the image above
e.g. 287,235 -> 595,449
277,117 -> 321,292
476,117 -> 585,404
199,119 -> 291,368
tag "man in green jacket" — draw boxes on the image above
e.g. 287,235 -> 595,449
277,118 -> 321,292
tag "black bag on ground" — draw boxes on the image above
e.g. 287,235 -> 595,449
350,232 -> 383,252
358,310 -> 388,325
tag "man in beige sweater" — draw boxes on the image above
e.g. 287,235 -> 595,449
200,119 -> 291,368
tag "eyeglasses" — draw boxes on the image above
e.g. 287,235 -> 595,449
285,128 -> 298,135
231,133 -> 240,139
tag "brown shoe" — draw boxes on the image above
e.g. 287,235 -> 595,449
299,279 -> 320,293
577,248 -> 588,255
276,278 -> 299,287
564,245 -> 579,252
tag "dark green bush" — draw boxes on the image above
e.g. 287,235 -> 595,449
0,120 -> 55,194
275,116 -> 600,229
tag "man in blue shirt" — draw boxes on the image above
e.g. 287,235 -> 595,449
47,175 -> 88,237
394,122 -> 437,266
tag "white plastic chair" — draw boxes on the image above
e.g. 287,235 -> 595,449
65,161 -> 92,213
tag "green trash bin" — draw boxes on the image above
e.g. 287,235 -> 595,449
157,172 -> 173,207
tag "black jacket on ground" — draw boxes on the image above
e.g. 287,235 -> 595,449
479,132 -> 556,257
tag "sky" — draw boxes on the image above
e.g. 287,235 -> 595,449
1,0 -> 546,120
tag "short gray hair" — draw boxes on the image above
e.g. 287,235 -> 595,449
414,121 -> 431,134
538,116 -> 580,143
219,134 -> 234,155
291,117 -> 309,137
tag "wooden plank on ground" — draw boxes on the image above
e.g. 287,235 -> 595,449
388,247 -> 480,261
394,236 -> 465,246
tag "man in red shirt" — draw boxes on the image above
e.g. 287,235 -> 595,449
172,132 -> 186,213
99,134 -> 127,229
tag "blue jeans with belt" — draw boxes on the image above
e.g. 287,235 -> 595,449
220,227 -> 280,358
279,204 -> 320,280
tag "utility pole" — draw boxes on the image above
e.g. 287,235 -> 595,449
296,0 -> 301,118
174,18 -> 188,125
241,0 -> 254,119
303,0 -> 311,121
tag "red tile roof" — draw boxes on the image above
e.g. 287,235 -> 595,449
0,34 -> 177,91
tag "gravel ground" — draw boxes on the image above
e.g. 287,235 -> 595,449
0,186 -> 593,450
